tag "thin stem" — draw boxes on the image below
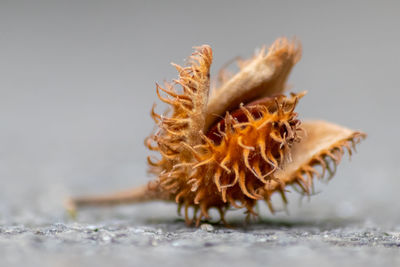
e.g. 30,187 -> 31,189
65,184 -> 168,217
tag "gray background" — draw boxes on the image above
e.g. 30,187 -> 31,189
0,1 -> 399,266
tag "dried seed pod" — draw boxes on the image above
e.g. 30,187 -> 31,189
67,38 -> 366,226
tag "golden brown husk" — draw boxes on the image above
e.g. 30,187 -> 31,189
68,38 -> 365,226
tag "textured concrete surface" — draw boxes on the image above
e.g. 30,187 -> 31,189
2,216 -> 400,267
1,1 -> 400,266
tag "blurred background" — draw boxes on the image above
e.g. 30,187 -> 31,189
0,0 -> 399,226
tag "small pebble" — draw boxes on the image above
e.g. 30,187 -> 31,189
200,223 -> 214,232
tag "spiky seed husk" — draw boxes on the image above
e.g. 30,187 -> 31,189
271,120 -> 366,196
68,39 -> 365,227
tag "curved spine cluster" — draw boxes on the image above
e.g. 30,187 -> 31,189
180,95 -> 303,220
149,91 -> 304,224
146,45 -> 213,198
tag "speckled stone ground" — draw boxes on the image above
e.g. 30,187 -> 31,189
1,205 -> 400,267
1,220 -> 400,267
